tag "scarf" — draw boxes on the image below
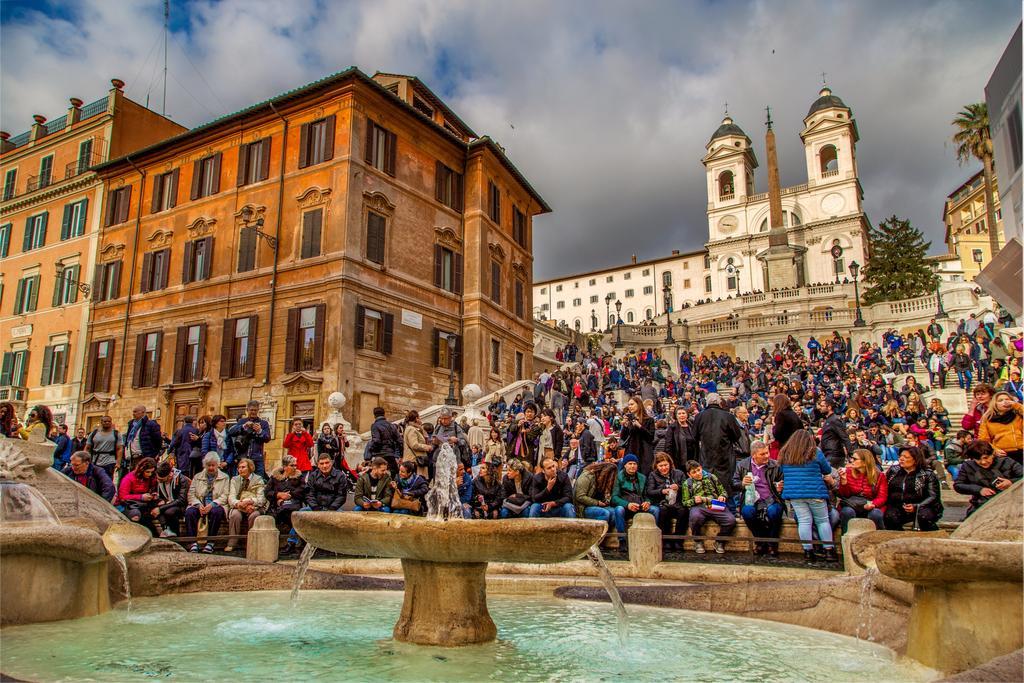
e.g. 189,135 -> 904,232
990,409 -> 1018,425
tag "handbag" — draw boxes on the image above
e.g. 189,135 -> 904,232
841,495 -> 870,514
502,498 -> 530,515
391,493 -> 422,513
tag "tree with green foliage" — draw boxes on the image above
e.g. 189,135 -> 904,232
952,102 -> 1000,258
861,215 -> 939,305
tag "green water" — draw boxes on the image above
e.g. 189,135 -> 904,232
0,590 -> 934,682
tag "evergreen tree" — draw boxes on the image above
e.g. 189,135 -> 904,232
861,215 -> 939,304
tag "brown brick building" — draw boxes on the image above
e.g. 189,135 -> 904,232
83,68 -> 548,447
0,81 -> 185,427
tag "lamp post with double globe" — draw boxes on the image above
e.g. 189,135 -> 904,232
614,299 -> 623,348
848,260 -> 866,327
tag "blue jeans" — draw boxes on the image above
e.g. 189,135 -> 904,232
527,502 -> 576,518
956,369 -> 972,389
584,505 -> 626,533
353,505 -> 391,513
947,464 -> 960,479
500,506 -> 529,519
839,506 -> 884,532
740,502 -> 784,541
789,498 -> 833,550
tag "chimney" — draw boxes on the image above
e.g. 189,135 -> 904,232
30,114 -> 47,142
671,249 -> 680,255
68,97 -> 83,126
0,131 -> 13,154
631,254 -> 637,265
107,78 -> 124,116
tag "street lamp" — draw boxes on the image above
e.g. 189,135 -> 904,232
604,293 -> 614,332
614,299 -> 623,348
444,334 -> 458,405
663,281 -> 675,343
848,260 -> 865,327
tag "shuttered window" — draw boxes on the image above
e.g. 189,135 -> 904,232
105,186 -> 132,226
284,304 -> 326,372
432,329 -> 461,373
190,153 -> 222,200
300,209 -> 322,259
488,180 -> 501,223
22,213 -> 47,251
364,119 -> 396,176
512,206 -> 527,247
182,237 -> 213,284
60,199 -> 89,240
490,260 -> 501,304
132,331 -> 163,388
94,261 -> 122,302
0,223 -> 11,258
237,227 -> 257,272
365,211 -> 386,265
0,350 -> 29,388
434,161 -> 463,211
433,245 -> 463,295
140,249 -> 170,293
40,343 -> 69,386
220,316 -> 258,379
53,264 -> 81,306
299,116 -> 335,169
237,138 -> 272,186
490,338 -> 501,376
2,169 -> 16,201
151,169 -> 179,213
77,138 -> 94,175
38,155 -> 53,189
514,279 -> 525,318
174,324 -> 206,383
84,339 -> 114,393
355,305 -> 394,355
13,275 -> 40,314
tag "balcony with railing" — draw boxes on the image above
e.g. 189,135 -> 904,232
25,172 -> 54,193
0,385 -> 29,403
65,150 -> 106,180
821,168 -> 839,179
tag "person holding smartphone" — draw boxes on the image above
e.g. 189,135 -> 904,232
953,441 -> 1022,517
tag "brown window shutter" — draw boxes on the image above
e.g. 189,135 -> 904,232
173,326 -> 188,383
190,159 -> 202,199
85,341 -> 98,393
110,261 -> 122,298
454,252 -> 463,295
40,345 -> 53,386
355,305 -> 365,349
323,115 -> 336,162
364,119 -> 375,164
182,241 -> 195,284
237,144 -> 249,187
455,172 -> 464,212
158,249 -> 170,289
100,340 -> 114,392
202,236 -> 214,279
220,318 -> 234,379
168,169 -> 179,208
385,130 -> 397,176
382,312 -> 394,355
260,138 -> 272,180
245,315 -> 258,376
196,323 -> 207,379
105,190 -> 116,226
132,333 -> 146,388
312,303 -> 326,370
91,266 -> 102,302
151,175 -> 162,213
298,122 -> 310,169
57,344 -> 69,384
434,161 -> 443,202
433,244 -> 442,287
140,252 -> 154,293
238,227 -> 256,272
432,328 -> 440,367
152,332 -> 164,387
284,307 -> 299,373
210,153 -> 222,194
118,186 -> 132,224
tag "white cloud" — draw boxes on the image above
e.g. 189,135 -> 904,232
2,0 -> 1018,278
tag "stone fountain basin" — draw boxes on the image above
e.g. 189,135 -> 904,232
292,512 -> 606,564
0,524 -> 107,562
875,537 -> 1023,584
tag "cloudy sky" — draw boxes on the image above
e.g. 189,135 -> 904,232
2,0 -> 1019,279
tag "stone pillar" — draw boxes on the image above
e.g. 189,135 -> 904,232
841,517 -> 877,576
394,559 -> 497,645
627,512 -> 661,576
246,515 -> 280,563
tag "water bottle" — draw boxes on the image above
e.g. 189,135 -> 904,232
744,479 -> 758,507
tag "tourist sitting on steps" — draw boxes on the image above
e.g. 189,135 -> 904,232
645,452 -> 686,551
836,448 -> 887,532
611,454 -> 659,529
266,454 -> 308,555
471,461 -> 504,519
353,457 -> 393,513
977,391 -> 1024,465
499,460 -> 531,519
152,460 -> 190,538
61,450 -> 116,502
117,457 -> 158,530
527,458 -> 576,518
778,430 -> 838,563
681,459 -> 734,555
953,441 -> 1022,517
883,447 -> 942,531
456,461 -> 474,518
185,452 -> 230,554
733,441 -> 784,556
390,461 -> 429,516
304,453 -> 350,512
574,461 -> 626,548
225,457 -> 267,552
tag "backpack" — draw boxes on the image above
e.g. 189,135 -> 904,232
87,428 -> 120,453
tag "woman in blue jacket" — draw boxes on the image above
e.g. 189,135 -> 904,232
779,429 -> 838,563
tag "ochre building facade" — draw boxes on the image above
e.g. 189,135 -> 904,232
84,68 -> 547,448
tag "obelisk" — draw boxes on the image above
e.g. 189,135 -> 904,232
763,107 -> 799,290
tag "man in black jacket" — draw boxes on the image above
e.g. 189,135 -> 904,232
691,394 -> 742,497
152,460 -> 190,536
953,442 -> 1022,516
124,405 -> 164,467
368,407 -> 402,475
732,441 -> 784,556
817,400 -> 852,468
62,451 -> 116,501
304,454 -> 349,511
527,458 -> 575,518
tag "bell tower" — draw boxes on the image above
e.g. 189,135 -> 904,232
702,115 -> 758,241
800,85 -> 860,200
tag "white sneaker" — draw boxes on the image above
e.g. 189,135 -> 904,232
160,529 -> 177,538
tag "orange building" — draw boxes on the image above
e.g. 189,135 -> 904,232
942,169 -> 1005,281
84,68 -> 548,449
0,80 -> 184,426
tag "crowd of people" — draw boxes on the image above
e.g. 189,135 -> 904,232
1,314 -> 1020,564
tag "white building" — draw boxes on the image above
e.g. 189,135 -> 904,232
985,23 -> 1022,243
534,86 -> 870,328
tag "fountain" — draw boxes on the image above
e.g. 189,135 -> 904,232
292,444 -> 606,646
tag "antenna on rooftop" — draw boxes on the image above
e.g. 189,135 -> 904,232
162,0 -> 169,116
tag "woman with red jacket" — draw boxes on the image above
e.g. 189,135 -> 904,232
117,457 -> 159,529
283,418 -> 314,472
837,448 -> 888,531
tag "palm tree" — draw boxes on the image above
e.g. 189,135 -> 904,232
952,102 -> 1000,259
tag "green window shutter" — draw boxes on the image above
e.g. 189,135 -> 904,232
37,213 -> 48,247
0,223 -> 9,257
76,198 -> 89,236
53,270 -> 64,307
69,265 -> 80,304
40,346 -> 54,386
0,352 -> 12,386
13,278 -> 24,314
23,218 -> 33,251
61,204 -> 72,240
28,275 -> 39,311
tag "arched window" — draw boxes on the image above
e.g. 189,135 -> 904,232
645,308 -> 653,320
718,170 -> 735,199
626,311 -> 635,323
704,275 -> 712,293
819,145 -> 838,175
662,271 -> 672,286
